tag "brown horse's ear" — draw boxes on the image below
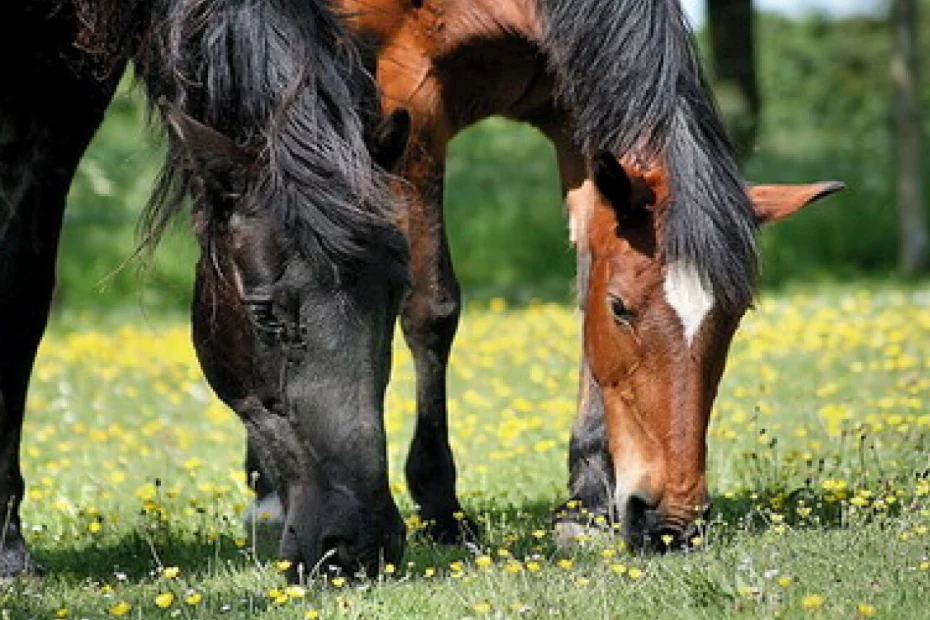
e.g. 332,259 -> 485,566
593,152 -> 649,227
750,181 -> 845,224
161,99 -> 253,183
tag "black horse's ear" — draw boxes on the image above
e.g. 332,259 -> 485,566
592,152 -> 647,228
369,108 -> 411,172
161,100 -> 253,184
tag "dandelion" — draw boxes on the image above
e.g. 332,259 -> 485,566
275,560 -> 292,572
184,591 -> 202,605
857,603 -> 876,617
162,566 -> 180,580
628,568 -> 644,580
526,561 -> 541,572
109,601 -> 131,616
331,576 -> 346,588
473,602 -> 492,615
154,592 -> 174,609
286,585 -> 307,599
55,609 -> 69,618
801,594 -> 825,610
557,558 -> 573,570
475,555 -> 493,568
305,610 -> 321,619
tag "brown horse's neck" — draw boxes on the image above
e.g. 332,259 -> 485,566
341,0 -> 557,139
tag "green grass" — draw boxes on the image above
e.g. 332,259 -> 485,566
3,283 -> 930,618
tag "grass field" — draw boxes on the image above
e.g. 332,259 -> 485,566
3,285 -> 930,619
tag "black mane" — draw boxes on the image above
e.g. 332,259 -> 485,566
76,0 -> 407,275
538,0 -> 758,312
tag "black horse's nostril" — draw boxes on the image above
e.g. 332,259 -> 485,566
319,535 -> 355,575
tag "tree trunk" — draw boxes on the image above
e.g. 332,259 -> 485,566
892,0 -> 928,274
707,0 -> 759,164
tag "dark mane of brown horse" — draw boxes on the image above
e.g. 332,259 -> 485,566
539,0 -> 758,313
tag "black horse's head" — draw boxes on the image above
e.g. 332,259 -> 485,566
165,105 -> 412,580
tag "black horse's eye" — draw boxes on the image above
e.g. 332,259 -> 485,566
609,294 -> 634,324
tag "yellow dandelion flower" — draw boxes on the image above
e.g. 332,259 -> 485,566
557,559 -> 573,570
628,568 -> 644,580
109,601 -> 131,616
778,575 -> 793,588
473,602 -> 493,615
526,561 -> 541,572
275,560 -> 292,572
857,603 -> 876,617
384,563 -> 396,574
184,592 -> 202,605
163,566 -> 180,579
424,567 -> 436,578
286,586 -> 307,599
475,555 -> 493,568
88,521 -> 102,534
154,592 -> 175,609
331,576 -> 346,588
801,594 -> 825,610
305,610 -> 321,620
55,609 -> 69,619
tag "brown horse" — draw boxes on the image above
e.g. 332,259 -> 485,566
335,0 -> 844,550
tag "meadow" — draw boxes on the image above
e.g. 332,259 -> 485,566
2,285 -> 929,619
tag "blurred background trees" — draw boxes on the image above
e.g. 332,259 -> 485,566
892,0 -> 927,273
60,0 -> 930,312
707,0 -> 759,162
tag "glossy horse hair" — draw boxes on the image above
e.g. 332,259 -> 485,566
538,0 -> 757,312
76,0 -> 408,276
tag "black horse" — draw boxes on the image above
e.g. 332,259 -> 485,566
1,0 -> 412,580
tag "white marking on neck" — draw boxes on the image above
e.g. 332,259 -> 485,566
664,262 -> 714,345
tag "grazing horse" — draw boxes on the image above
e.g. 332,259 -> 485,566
324,0 -> 844,550
1,0 -> 411,579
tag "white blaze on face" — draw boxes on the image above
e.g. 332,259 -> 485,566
664,262 -> 715,345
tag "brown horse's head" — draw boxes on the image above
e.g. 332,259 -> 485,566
579,153 -> 841,549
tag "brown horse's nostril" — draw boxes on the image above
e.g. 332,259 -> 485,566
620,494 -> 709,552
620,494 -> 658,549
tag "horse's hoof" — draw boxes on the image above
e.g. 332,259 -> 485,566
419,512 -> 480,545
0,546 -> 43,581
551,499 -> 613,548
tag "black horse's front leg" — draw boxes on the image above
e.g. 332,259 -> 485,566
0,3 -> 123,577
553,361 -> 615,542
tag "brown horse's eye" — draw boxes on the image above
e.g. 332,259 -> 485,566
609,294 -> 634,324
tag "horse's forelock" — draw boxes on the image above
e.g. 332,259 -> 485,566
82,0 -> 406,279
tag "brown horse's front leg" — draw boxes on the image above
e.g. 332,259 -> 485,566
395,135 -> 476,544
